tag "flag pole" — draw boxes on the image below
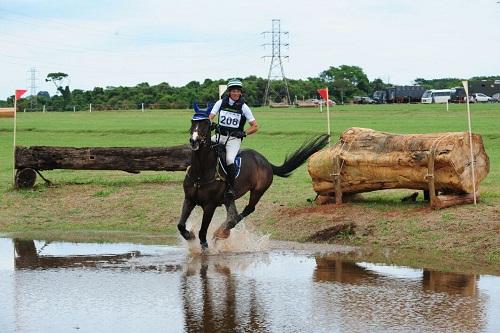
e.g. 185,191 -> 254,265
326,88 -> 331,145
462,80 -> 477,205
12,95 -> 17,185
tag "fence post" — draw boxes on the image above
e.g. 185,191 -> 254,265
333,155 -> 343,204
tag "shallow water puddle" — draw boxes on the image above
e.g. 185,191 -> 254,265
0,237 -> 499,332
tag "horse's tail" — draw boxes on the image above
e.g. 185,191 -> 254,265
271,134 -> 330,178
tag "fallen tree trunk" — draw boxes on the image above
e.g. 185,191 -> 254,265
307,127 -> 490,197
15,145 -> 191,172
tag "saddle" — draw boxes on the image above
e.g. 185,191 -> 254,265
213,144 -> 242,180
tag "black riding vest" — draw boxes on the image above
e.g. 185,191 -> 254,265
216,96 -> 247,135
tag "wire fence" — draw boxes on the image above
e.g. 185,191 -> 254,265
17,102 -> 199,112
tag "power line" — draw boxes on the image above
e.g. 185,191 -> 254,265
262,19 -> 291,106
27,67 -> 38,109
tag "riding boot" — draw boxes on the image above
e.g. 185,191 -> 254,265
225,163 -> 237,199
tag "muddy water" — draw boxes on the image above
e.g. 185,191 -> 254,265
1,237 -> 499,333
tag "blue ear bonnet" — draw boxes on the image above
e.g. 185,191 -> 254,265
192,102 -> 214,121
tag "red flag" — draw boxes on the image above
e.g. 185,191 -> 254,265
15,89 -> 28,100
317,88 -> 328,100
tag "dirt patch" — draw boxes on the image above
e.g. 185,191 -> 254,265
251,198 -> 500,272
307,222 -> 356,242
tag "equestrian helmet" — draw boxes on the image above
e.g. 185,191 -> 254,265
227,78 -> 243,90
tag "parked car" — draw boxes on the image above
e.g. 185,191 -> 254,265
449,87 -> 466,103
491,93 -> 500,102
353,96 -> 375,104
471,93 -> 493,103
319,99 -> 336,106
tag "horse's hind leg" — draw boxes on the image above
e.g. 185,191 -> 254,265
199,204 -> 217,251
177,198 -> 196,241
228,189 -> 264,229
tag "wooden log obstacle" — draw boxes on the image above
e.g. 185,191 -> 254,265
0,107 -> 15,118
308,127 -> 490,209
15,145 -> 191,189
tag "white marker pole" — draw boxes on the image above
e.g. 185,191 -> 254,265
462,80 -> 477,205
141,102 -> 144,112
12,96 -> 17,183
326,88 -> 331,145
89,103 -> 92,113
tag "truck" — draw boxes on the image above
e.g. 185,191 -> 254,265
373,86 -> 426,103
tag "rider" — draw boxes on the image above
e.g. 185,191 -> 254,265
209,78 -> 258,199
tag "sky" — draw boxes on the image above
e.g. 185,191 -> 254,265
0,0 -> 499,99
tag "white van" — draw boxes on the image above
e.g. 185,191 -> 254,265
421,89 -> 453,104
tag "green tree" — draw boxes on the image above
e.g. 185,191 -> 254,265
369,78 -> 390,95
319,65 -> 370,102
46,72 -> 71,108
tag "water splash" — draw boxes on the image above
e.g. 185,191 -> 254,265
179,207 -> 270,256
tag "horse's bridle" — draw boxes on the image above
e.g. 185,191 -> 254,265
190,119 -> 211,151
188,119 -> 222,188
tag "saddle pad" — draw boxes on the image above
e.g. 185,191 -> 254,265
219,156 -> 242,178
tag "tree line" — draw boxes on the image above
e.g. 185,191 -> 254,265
1,66 -> 498,111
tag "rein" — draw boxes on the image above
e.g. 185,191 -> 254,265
186,142 -> 224,189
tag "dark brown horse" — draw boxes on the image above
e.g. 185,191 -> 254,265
178,115 -> 329,251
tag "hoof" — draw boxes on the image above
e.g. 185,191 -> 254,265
180,230 -> 196,241
214,226 -> 231,239
200,241 -> 209,253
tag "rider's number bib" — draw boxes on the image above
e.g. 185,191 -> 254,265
219,110 -> 242,128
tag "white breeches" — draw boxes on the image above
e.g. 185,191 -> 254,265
211,134 -> 241,165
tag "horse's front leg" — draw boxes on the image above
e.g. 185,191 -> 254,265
199,204 -> 217,251
177,198 -> 196,241
214,199 -> 241,239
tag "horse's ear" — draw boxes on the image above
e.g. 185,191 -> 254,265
206,102 -> 214,114
193,102 -> 200,114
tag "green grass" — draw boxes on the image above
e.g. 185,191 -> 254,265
0,104 -> 499,272
2,103 -> 498,194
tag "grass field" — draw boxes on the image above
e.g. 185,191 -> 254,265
1,103 -> 499,272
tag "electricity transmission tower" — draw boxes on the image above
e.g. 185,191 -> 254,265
27,67 -> 38,110
262,19 -> 291,106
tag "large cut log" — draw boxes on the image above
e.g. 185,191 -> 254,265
15,145 -> 191,172
0,107 -> 15,118
307,127 -> 490,197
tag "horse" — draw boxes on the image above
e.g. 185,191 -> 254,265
177,106 -> 329,251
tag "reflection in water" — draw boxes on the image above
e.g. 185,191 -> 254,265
182,256 -> 269,332
313,255 -> 485,332
314,257 -> 380,284
2,238 -> 497,333
13,239 -> 181,272
14,239 -> 139,269
314,255 -> 479,296
423,269 -> 478,296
